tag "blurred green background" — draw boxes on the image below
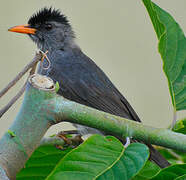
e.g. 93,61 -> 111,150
0,0 -> 185,137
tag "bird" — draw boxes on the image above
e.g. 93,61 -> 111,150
8,7 -> 170,168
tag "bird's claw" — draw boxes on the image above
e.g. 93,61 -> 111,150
56,130 -> 84,149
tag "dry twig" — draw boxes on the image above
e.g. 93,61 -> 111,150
0,50 -> 50,118
0,83 -> 26,118
0,52 -> 42,98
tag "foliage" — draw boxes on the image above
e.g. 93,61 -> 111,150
143,0 -> 186,111
16,0 -> 186,179
17,135 -> 149,180
132,161 -> 160,180
16,145 -> 73,179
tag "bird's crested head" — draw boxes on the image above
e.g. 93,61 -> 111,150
28,7 -> 69,27
9,7 -> 75,51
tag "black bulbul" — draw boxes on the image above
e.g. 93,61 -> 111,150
8,7 -> 170,168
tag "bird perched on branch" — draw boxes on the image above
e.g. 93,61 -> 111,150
8,7 -> 170,168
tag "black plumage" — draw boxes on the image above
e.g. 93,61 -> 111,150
40,48 -> 140,123
9,7 -> 170,168
28,7 -> 69,27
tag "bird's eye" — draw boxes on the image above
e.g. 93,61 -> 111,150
44,24 -> 52,31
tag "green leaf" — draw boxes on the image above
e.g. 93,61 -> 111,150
132,161 -> 160,180
150,164 -> 186,180
98,143 -> 149,180
156,147 -> 184,164
55,81 -> 60,93
7,130 -> 16,137
47,135 -> 149,180
16,145 -> 72,180
143,0 -> 186,111
175,174 -> 186,180
173,118 -> 186,134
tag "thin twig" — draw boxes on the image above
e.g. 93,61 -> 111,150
0,54 -> 41,118
57,130 -> 79,135
0,50 -> 50,118
0,82 -> 26,118
0,52 -> 42,98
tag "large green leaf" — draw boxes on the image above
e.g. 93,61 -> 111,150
150,164 -> 186,180
132,161 -> 160,180
143,0 -> 186,111
16,145 -> 72,180
98,143 -> 149,180
47,135 -> 149,180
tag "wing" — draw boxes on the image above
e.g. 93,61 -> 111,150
43,49 -> 141,122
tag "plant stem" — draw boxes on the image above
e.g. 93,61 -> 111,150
51,96 -> 186,152
0,74 -> 186,179
0,74 -> 55,179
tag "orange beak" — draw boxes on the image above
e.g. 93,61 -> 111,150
8,24 -> 36,35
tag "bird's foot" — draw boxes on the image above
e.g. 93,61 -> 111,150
56,130 -> 84,150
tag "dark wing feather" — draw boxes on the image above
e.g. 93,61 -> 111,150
44,49 -> 140,122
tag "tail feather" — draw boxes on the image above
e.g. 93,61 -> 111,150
148,144 -> 170,168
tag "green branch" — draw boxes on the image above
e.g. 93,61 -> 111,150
0,74 -> 186,179
52,94 -> 186,152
